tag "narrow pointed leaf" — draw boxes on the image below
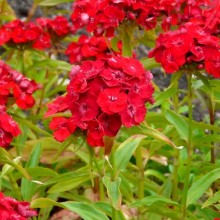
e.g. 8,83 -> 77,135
187,168 -> 220,206
165,110 -> 188,140
102,176 -> 121,209
111,135 -> 145,171
131,195 -> 178,207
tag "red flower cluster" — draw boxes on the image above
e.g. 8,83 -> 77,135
0,60 -> 40,109
148,23 -> 220,78
0,16 -> 70,50
0,107 -> 20,148
0,19 -> 51,50
70,0 -> 183,36
36,16 -> 70,40
0,192 -> 37,220
47,55 -> 154,147
65,35 -> 110,64
0,61 -> 40,147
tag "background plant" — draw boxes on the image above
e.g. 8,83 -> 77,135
0,0 -> 220,220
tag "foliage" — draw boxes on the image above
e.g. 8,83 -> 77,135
0,0 -> 220,219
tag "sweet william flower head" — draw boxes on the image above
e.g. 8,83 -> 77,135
0,192 -> 37,219
47,55 -> 154,147
148,22 -> 220,78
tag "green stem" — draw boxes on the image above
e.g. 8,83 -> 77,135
136,146 -> 145,220
209,98 -> 216,192
111,152 -> 118,220
136,146 -> 144,200
172,149 -> 180,201
181,73 -> 193,219
8,173 -> 22,201
171,74 -> 180,202
209,99 -> 215,164
98,148 -> 105,201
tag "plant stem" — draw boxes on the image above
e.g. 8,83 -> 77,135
181,73 -> 193,219
26,2 -> 38,22
171,75 -> 180,202
209,98 -> 216,192
136,146 -> 144,199
172,149 -> 180,201
98,148 -> 105,201
136,146 -> 145,220
8,173 -> 22,201
111,152 -> 118,220
209,99 -> 215,164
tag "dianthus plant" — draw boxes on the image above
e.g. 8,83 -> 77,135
0,0 -> 220,220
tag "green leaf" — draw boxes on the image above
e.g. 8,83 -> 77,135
111,135 -> 145,171
27,59 -> 72,72
25,143 -> 42,168
141,57 -> 160,69
143,126 -> 183,149
12,116 -> 51,136
61,202 -> 109,220
102,176 -> 121,209
150,87 -> 178,108
131,195 -> 179,207
187,168 -> 220,206
47,173 -> 91,193
31,198 -> 60,208
45,166 -> 89,185
26,167 -> 58,178
0,148 -> 30,179
39,0 -> 73,6
31,198 -> 109,220
203,191 -> 220,208
95,202 -> 126,220
165,109 -> 188,141
21,143 -> 42,200
0,157 -> 21,177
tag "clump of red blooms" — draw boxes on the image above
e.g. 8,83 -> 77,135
148,22 -> 220,78
65,35 -> 111,64
36,16 -> 70,41
70,0 -> 165,36
65,35 -> 124,64
46,55 -> 154,147
0,61 -> 40,147
0,16 -> 70,50
70,0 -> 217,37
0,192 -> 37,220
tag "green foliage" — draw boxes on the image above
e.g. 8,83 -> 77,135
0,1 -> 220,220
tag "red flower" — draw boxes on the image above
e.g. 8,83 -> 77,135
120,93 -> 146,127
0,28 -> 11,46
11,27 -> 26,43
0,192 -> 37,219
70,94 -> 99,121
97,88 -> 127,114
65,35 -> 111,64
48,55 -> 154,147
161,50 -> 186,73
49,117 -> 77,142
45,96 -> 69,118
204,54 -> 220,78
98,113 -> 121,137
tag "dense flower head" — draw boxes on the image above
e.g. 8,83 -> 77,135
0,60 -> 40,109
0,19 -> 51,50
65,35 -> 112,64
0,60 -> 40,147
36,16 -> 71,39
0,110 -> 20,148
0,192 -> 37,220
148,22 -> 220,78
47,55 -> 154,147
70,0 -> 192,36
